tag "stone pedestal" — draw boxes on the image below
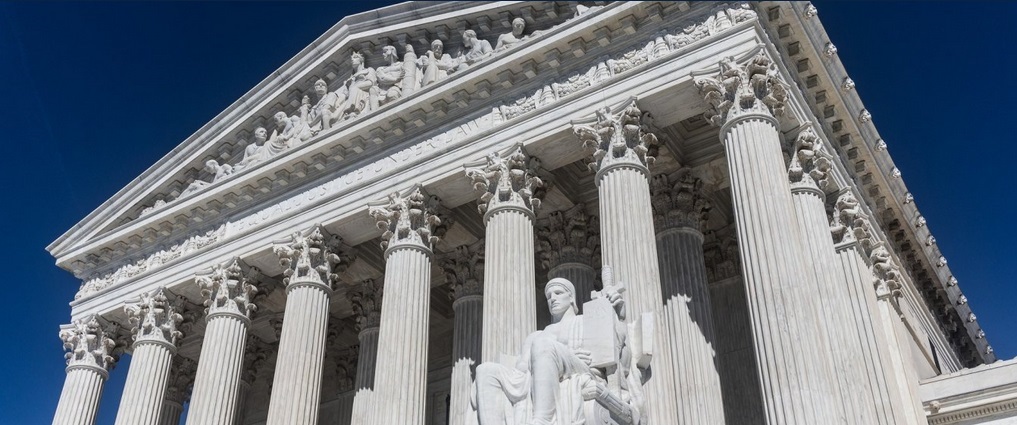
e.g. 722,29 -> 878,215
465,145 -> 543,362
573,100 -> 674,423
187,259 -> 259,425
650,170 -> 725,425
696,53 -> 838,424
53,317 -> 116,425
367,186 -> 444,424
265,226 -> 346,425
115,289 -> 183,425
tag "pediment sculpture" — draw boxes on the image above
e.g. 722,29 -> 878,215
468,266 -> 652,425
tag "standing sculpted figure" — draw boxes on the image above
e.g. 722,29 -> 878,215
419,39 -> 456,86
458,29 -> 493,71
342,51 -> 377,117
471,269 -> 648,425
302,78 -> 345,131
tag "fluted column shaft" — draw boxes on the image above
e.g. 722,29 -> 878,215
450,295 -> 483,425
53,366 -> 107,425
722,115 -> 837,424
372,244 -> 433,424
481,207 -> 536,362
114,340 -> 176,425
233,379 -> 251,425
655,226 -> 725,424
186,313 -> 249,424
337,390 -> 356,425
159,400 -> 184,425
836,242 -> 925,424
354,327 -> 379,390
547,263 -> 596,308
265,281 -> 332,425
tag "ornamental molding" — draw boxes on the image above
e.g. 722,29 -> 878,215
441,241 -> 485,300
195,257 -> 262,319
273,225 -> 349,290
123,288 -> 184,347
650,167 -> 711,232
464,144 -> 545,217
536,203 -> 600,270
59,315 -> 118,373
68,2 -> 758,302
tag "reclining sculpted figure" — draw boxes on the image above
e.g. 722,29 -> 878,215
471,267 -> 651,425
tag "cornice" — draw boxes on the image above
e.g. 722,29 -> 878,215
756,1 -> 993,365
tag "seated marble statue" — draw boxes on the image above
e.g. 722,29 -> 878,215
341,51 -> 377,117
471,274 -> 647,425
181,159 -> 233,197
233,127 -> 271,172
302,78 -> 345,131
374,45 -> 406,106
268,111 -> 312,149
495,18 -> 529,51
458,29 -> 493,71
419,39 -> 456,86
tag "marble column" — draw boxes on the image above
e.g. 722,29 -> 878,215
441,242 -> 484,425
366,186 -> 445,424
573,99 -> 674,423
333,348 -> 358,425
160,357 -> 196,425
265,226 -> 348,425
536,203 -> 600,310
349,278 -> 382,391
115,288 -> 184,425
53,316 -> 117,425
832,192 -> 927,424
649,169 -> 725,424
695,52 -> 838,424
185,258 -> 260,425
465,144 -> 544,362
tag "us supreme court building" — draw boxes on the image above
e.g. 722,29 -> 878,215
47,2 -> 1017,425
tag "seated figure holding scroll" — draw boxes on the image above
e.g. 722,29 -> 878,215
471,268 -> 650,425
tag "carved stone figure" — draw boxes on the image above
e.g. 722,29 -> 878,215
341,51 -> 377,117
303,78 -> 345,131
471,269 -> 648,425
458,29 -> 493,71
375,45 -> 406,106
181,160 -> 234,197
495,18 -> 529,51
268,111 -> 312,149
419,39 -> 456,86
234,127 -> 272,172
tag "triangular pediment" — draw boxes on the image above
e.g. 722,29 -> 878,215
48,1 -> 612,266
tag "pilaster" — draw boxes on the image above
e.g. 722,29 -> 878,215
465,144 -> 543,362
115,288 -> 184,425
265,226 -> 349,425
52,316 -> 118,425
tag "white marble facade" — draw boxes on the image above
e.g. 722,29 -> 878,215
48,2 -> 1004,425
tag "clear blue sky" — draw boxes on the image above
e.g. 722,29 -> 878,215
1,2 -> 1013,424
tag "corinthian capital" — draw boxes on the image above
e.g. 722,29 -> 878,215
441,242 -> 484,300
124,288 -> 184,347
869,244 -> 904,299
537,203 -> 600,270
695,51 -> 789,126
650,168 -> 711,232
273,225 -> 345,290
369,185 -> 445,251
195,258 -> 261,319
572,99 -> 659,173
348,279 -> 383,330
59,315 -> 118,373
830,191 -> 874,246
165,356 -> 197,404
788,127 -> 832,191
464,144 -> 545,217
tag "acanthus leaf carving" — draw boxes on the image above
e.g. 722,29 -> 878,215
59,315 -> 118,373
536,203 -> 600,270
788,127 -> 832,191
273,225 -> 344,289
441,242 -> 485,300
195,257 -> 261,319
123,288 -> 184,346
573,99 -> 659,172
348,279 -> 383,331
695,51 -> 789,126
464,144 -> 545,216
242,336 -> 271,384
650,167 -> 711,232
704,224 -> 740,282
165,356 -> 197,404
368,186 -> 445,251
